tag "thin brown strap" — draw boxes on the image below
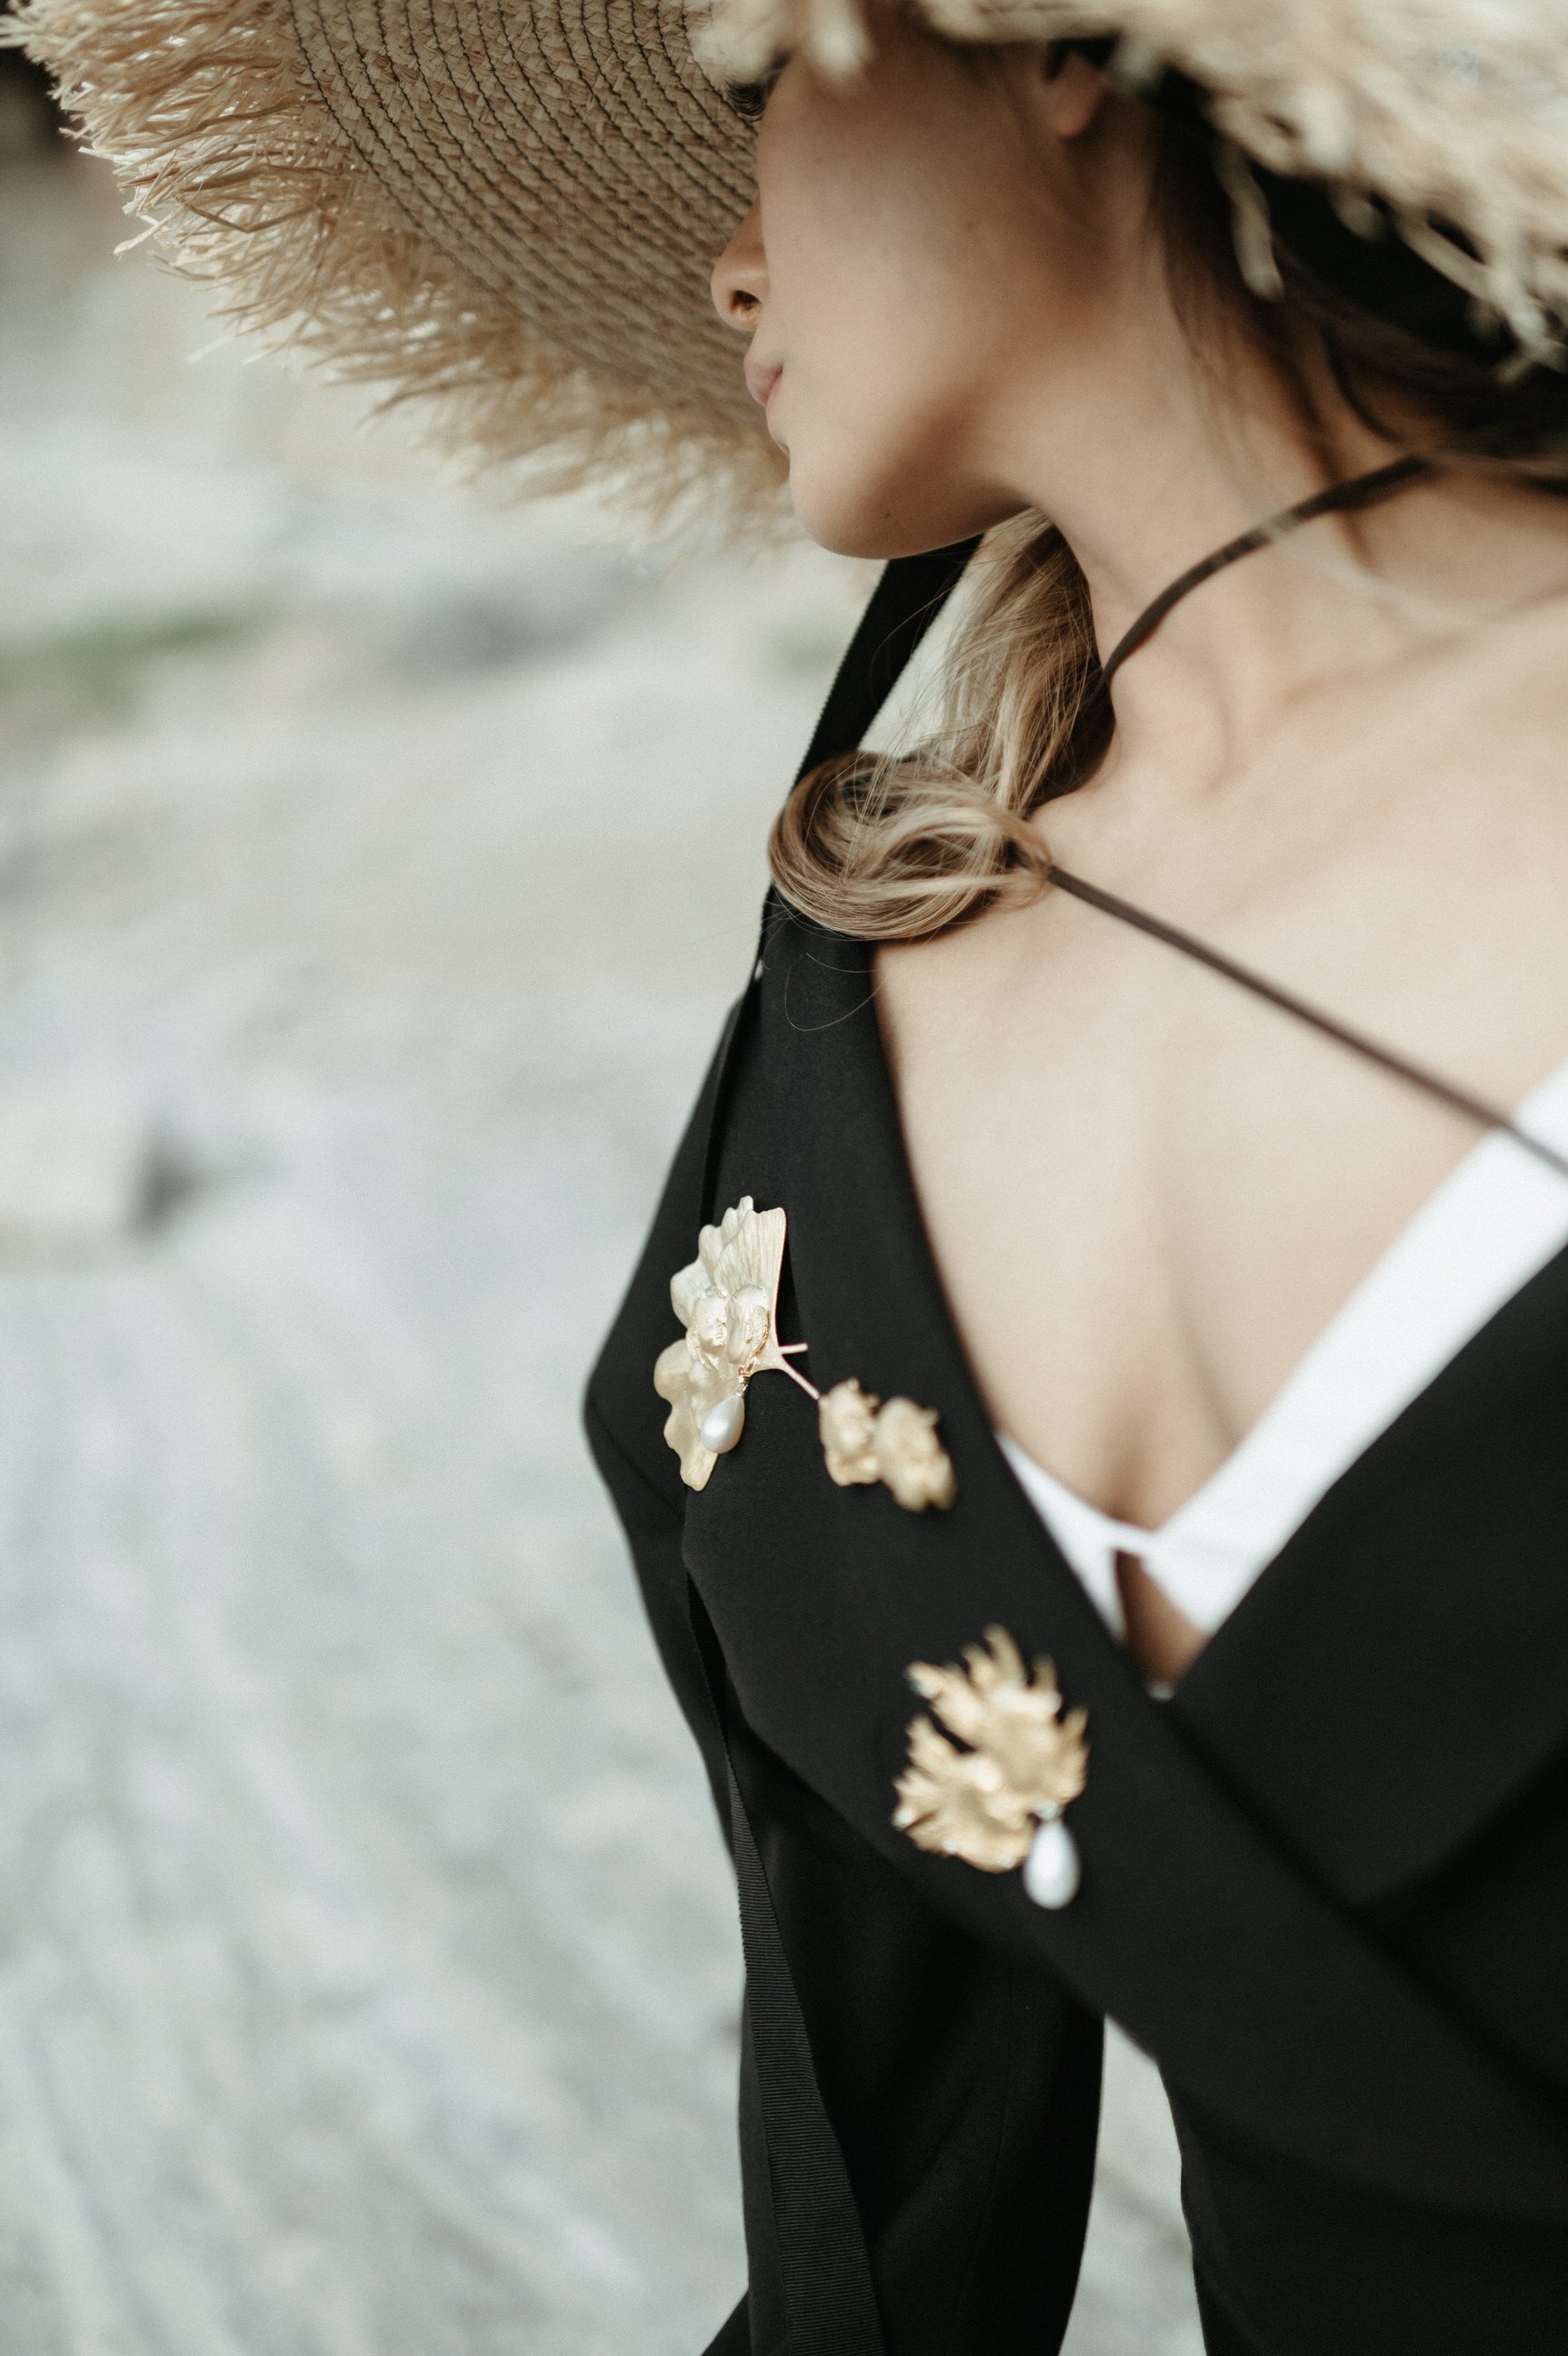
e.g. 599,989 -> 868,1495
1064,451 -> 1567,1177
1100,454 -> 1430,685
1049,865 -> 1568,1183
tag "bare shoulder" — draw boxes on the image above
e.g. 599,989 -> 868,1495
874,894 -> 1031,1078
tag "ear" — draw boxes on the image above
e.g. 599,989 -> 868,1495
1039,45 -> 1109,140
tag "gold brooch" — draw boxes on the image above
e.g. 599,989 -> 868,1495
893,1628 -> 1087,1908
654,1199 -> 956,1509
819,1379 -> 955,1512
654,1197 -> 817,1491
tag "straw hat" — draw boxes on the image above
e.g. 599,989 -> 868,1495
12,0 -> 1568,521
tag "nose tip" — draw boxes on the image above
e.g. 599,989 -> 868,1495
710,264 -> 761,333
711,198 -> 767,331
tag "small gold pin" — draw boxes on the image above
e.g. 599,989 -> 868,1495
819,1379 -> 955,1512
894,1628 -> 1087,1907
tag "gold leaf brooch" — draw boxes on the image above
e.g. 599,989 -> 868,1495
654,1200 -> 955,1509
893,1627 -> 1087,1908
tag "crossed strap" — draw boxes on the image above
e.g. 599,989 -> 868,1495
685,468 -> 1568,2353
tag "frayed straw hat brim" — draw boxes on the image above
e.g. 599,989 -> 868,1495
701,0 -> 1568,359
15,0 -> 785,521
14,0 -> 1568,523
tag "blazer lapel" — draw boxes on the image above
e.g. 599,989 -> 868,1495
681,909 -> 1568,2221
1170,1249 -> 1568,1904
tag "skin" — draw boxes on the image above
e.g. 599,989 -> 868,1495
710,17 -> 1568,1683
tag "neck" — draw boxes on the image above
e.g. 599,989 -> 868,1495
1001,293 -> 1568,800
1098,456 -> 1433,689
1020,300 -> 1403,704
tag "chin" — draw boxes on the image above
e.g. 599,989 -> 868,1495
785,447 -> 1018,562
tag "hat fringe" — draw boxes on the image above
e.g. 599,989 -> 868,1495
697,0 -> 1568,355
10,0 -> 785,526
16,0 -> 1568,518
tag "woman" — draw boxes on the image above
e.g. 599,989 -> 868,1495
610,25 -> 1568,2354
24,0 -> 1568,2346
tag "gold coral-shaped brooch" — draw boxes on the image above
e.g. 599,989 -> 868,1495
654,1198 -> 814,1491
894,1627 -> 1087,1909
818,1378 -> 956,1512
654,1199 -> 955,1510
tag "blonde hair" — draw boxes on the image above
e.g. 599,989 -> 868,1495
769,117 -> 1568,945
771,518 -> 1109,939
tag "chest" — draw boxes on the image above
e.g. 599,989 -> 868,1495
875,856 -> 1568,1530
678,914 -> 1568,1930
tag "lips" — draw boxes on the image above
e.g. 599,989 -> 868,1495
744,357 -> 782,409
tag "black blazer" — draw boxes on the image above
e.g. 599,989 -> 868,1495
584,563 -> 1568,2356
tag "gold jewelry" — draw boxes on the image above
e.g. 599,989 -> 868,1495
654,1201 -> 956,1509
654,1198 -> 815,1491
894,1629 -> 1086,1906
819,1380 -> 955,1512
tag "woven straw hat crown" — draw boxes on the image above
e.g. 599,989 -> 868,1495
14,0 -> 1568,518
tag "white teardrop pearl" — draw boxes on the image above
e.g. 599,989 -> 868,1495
1023,1817 -> 1081,1911
699,1391 -> 747,1455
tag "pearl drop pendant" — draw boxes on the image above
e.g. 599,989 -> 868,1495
699,1390 -> 747,1455
1023,1816 -> 1081,1911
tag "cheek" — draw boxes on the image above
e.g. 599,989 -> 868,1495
765,131 -> 985,397
760,126 -> 1022,551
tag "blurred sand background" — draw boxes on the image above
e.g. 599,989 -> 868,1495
0,58 -> 1199,2355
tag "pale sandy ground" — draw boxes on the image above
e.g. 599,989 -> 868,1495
0,119 -> 1201,2356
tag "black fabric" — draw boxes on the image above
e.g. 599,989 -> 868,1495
1193,2265 -> 1263,2356
686,1572 -> 887,2356
724,921 -> 1568,2199
1170,2083 -> 1568,2354
704,2297 -> 754,2356
590,903 -> 1568,2352
585,538 -> 1568,2351
791,538 -> 981,787
587,1085 -> 1103,2352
